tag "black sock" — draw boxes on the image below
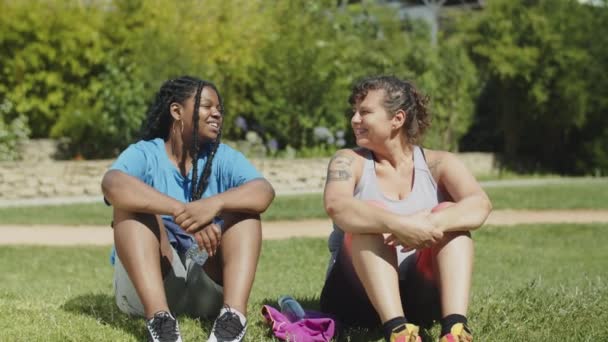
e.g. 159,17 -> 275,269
440,314 -> 468,336
382,316 -> 408,342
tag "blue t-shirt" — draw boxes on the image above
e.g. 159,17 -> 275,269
110,138 -> 262,202
109,138 -> 263,263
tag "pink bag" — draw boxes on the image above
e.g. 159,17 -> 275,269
261,305 -> 336,342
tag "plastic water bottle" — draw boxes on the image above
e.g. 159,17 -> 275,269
186,217 -> 224,266
186,244 -> 208,265
278,295 -> 306,322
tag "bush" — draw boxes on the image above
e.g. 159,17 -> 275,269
0,1 -> 110,139
238,1 -> 437,151
461,0 -> 608,174
51,61 -> 147,158
0,0 -> 481,159
0,100 -> 29,161
418,37 -> 479,151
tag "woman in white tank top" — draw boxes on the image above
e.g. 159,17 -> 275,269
320,76 -> 491,342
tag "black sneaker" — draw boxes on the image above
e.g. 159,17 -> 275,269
207,305 -> 247,342
146,311 -> 182,342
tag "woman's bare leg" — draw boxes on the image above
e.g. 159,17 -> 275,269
433,231 -> 474,316
218,213 -> 262,316
113,209 -> 174,318
351,233 -> 404,323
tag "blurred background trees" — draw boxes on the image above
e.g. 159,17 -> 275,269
460,0 -> 608,174
0,0 -> 606,175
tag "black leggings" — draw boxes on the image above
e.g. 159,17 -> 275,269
320,248 -> 441,328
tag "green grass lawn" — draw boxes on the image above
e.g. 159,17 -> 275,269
1,224 -> 606,341
485,179 -> 608,210
1,179 -> 607,225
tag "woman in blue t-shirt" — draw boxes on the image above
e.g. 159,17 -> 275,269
102,76 -> 275,342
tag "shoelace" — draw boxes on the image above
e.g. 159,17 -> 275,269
214,306 -> 244,339
149,313 -> 179,341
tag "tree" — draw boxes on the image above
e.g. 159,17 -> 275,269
0,0 -> 110,138
419,36 -> 478,151
463,0 -> 604,173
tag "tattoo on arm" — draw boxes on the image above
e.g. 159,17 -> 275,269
326,153 -> 354,182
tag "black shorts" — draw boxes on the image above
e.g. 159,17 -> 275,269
320,247 -> 441,328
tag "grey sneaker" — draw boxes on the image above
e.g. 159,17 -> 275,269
146,311 -> 182,342
207,305 -> 247,342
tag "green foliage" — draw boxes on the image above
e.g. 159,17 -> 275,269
0,0 -> 149,158
6,0 -> 604,164
0,1 -> 109,138
462,0 -> 608,173
418,35 -> 479,151
242,1 -> 340,149
575,0 -> 608,175
239,1 -> 423,149
51,61 -> 147,158
0,100 -> 29,161
2,0 -> 475,158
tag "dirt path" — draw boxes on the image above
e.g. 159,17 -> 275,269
1,209 -> 607,246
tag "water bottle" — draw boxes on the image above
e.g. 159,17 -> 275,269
278,295 -> 306,322
186,244 -> 208,265
186,217 -> 224,266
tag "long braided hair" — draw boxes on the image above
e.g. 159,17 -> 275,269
140,76 -> 223,201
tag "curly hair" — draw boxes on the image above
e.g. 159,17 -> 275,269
349,75 -> 430,144
139,76 -> 223,201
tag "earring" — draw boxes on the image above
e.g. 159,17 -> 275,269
180,119 -> 184,133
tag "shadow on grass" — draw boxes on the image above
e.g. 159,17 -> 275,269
61,293 -> 146,341
197,316 -> 214,336
258,296 -> 383,342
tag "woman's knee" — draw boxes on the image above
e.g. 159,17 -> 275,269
113,209 -> 162,232
440,231 -> 471,244
112,209 -> 172,257
432,230 -> 473,256
222,212 -> 261,232
349,233 -> 396,262
220,212 -> 262,252
350,232 -> 386,247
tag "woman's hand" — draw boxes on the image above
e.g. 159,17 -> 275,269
192,222 -> 222,257
173,196 -> 223,233
385,209 -> 443,251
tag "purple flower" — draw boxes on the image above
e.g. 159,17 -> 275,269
267,139 -> 279,152
336,138 -> 346,147
235,116 -> 248,131
335,130 -> 345,139
313,126 -> 332,141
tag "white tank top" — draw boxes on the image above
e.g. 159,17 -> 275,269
326,146 -> 444,273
